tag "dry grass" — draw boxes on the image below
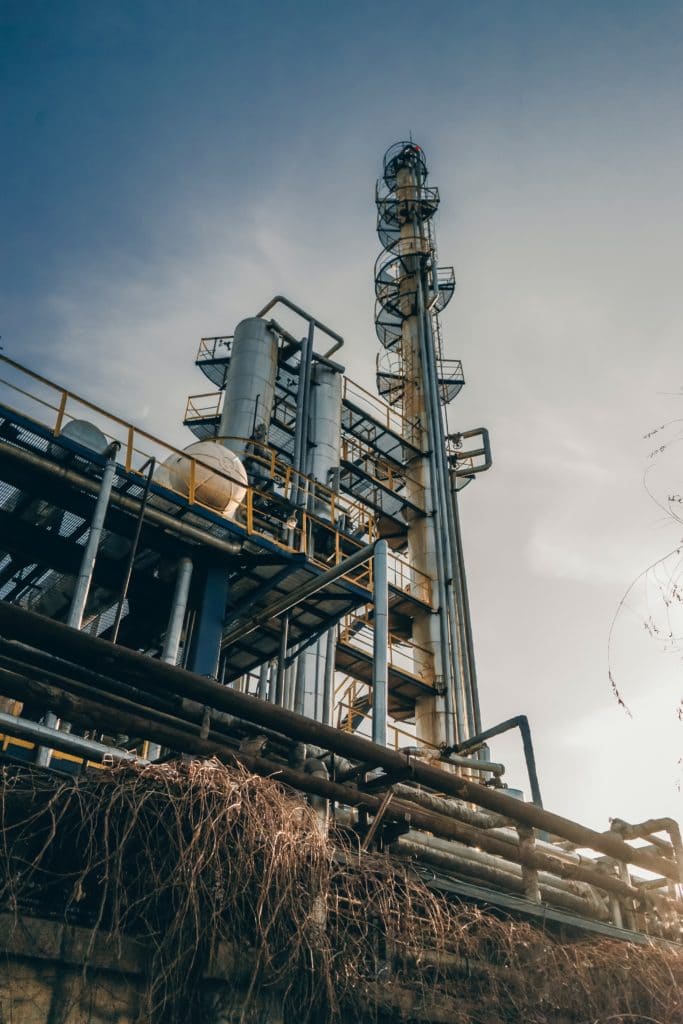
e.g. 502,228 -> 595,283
0,759 -> 681,1024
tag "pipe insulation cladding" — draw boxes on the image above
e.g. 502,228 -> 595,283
308,363 -> 342,515
219,317 -> 278,459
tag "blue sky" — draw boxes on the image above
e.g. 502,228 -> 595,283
3,1 -> 683,827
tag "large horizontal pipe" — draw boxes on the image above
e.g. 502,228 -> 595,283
393,783 -> 510,830
0,708 -> 145,765
0,663 -> 674,912
393,836 -> 608,920
0,602 -> 677,882
0,441 -> 242,557
400,830 -> 603,904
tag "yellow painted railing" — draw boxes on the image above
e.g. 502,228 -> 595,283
0,356 -> 433,603
337,609 -> 434,686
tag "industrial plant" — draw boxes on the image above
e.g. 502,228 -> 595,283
0,142 -> 680,1023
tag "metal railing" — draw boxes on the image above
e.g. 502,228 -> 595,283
0,357 -> 433,601
340,433 -> 426,511
196,336 -> 233,362
337,610 -> 434,686
335,676 -> 440,752
342,376 -> 422,444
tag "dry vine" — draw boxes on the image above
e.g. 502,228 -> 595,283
0,759 -> 681,1023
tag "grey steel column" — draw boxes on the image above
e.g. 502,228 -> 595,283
321,628 -> 336,726
147,555 -> 194,762
274,615 -> 289,705
67,445 -> 120,630
372,540 -> 389,747
36,444 -> 119,767
162,557 -> 193,665
257,662 -> 270,701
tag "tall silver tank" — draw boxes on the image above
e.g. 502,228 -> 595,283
307,363 -> 342,515
219,317 -> 278,459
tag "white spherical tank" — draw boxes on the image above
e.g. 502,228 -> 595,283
162,440 -> 248,518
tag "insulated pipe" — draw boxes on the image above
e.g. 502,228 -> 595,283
147,555 -> 194,760
66,444 -> 120,631
291,320 -> 314,505
1,659 -> 672,918
610,817 -> 683,884
393,836 -> 608,921
372,540 -> 389,746
110,456 -> 156,644
393,783 -> 510,830
162,557 -> 193,666
0,441 -> 242,556
321,628 -> 336,726
274,615 -> 289,706
0,655 -> 679,908
257,662 -> 270,701
37,443 -> 120,767
0,603 -> 678,882
0,709 -> 146,766
399,830 -> 606,907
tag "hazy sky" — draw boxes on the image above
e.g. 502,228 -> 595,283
3,1 -> 683,829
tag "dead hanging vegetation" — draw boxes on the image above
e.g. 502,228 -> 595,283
0,759 -> 681,1024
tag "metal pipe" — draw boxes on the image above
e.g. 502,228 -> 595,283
0,441 -> 242,556
450,715 -> 543,809
0,602 -> 678,882
372,540 -> 388,746
146,555 -> 194,761
0,656 -> 679,910
420,291 -> 475,740
415,276 -> 460,745
37,444 -> 120,767
291,320 -> 314,511
393,836 -> 608,921
66,444 -> 120,631
449,472 -> 482,732
256,295 -> 345,358
399,830 -> 605,906
0,709 -> 146,765
274,615 -> 289,706
393,783 -> 510,830
322,628 -> 336,726
293,654 -> 306,715
449,426 -> 493,476
110,457 -> 156,643
442,751 -> 505,776
161,557 -> 194,666
257,662 -> 270,701
610,817 -> 683,884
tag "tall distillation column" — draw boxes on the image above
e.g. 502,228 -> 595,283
375,142 -> 472,747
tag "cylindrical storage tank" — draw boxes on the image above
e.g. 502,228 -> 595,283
162,440 -> 248,518
219,317 -> 278,459
307,363 -> 342,517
